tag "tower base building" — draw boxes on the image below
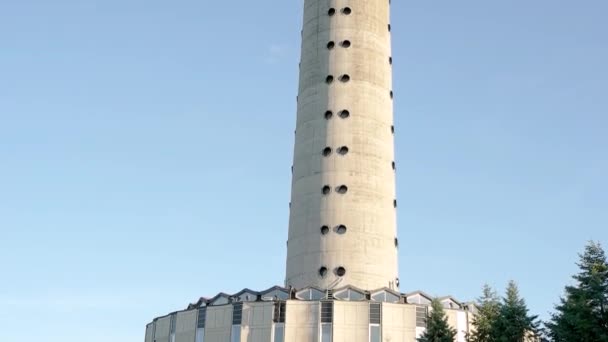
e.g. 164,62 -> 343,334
144,286 -> 476,342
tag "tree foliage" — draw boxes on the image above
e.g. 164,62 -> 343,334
547,241 -> 608,342
466,282 -> 538,342
469,284 -> 501,342
419,298 -> 457,342
492,281 -> 539,342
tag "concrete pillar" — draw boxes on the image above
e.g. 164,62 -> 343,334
286,0 -> 398,291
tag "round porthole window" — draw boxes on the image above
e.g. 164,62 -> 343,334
337,146 -> 349,155
326,75 -> 334,84
321,226 -> 330,235
336,225 -> 347,234
327,41 -> 335,49
336,267 -> 346,277
336,185 -> 348,194
340,40 -> 351,48
339,110 -> 350,118
319,267 -> 328,277
342,7 -> 352,15
322,186 -> 331,195
322,147 -> 332,156
324,110 -> 333,119
339,74 -> 350,82
328,8 -> 336,16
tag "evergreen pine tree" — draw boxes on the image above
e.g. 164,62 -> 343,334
492,281 -> 539,342
468,284 -> 500,342
547,241 -> 608,342
419,299 -> 457,342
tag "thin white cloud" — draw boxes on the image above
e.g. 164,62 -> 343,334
265,44 -> 288,64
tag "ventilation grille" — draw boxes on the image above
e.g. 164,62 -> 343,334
321,302 -> 333,323
197,307 -> 207,328
370,303 -> 382,324
232,303 -> 243,325
273,301 -> 286,323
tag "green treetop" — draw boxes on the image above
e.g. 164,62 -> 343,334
492,281 -> 539,342
419,298 -> 457,342
468,284 -> 501,342
547,241 -> 608,342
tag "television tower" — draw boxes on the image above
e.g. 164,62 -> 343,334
285,0 -> 399,291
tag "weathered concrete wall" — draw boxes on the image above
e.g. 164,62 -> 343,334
242,302 -> 274,342
284,301 -> 320,342
287,0 -> 399,291
145,323 -> 155,342
382,303 -> 417,342
333,301 -> 369,342
175,310 -> 197,342
154,316 -> 171,342
205,305 -> 233,342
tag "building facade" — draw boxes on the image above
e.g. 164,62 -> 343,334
145,287 -> 476,342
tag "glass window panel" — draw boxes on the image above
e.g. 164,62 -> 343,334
349,290 -> 365,301
231,325 -> 241,342
321,323 -> 332,342
371,293 -> 385,302
385,292 -> 400,303
195,328 -> 205,342
296,289 -> 310,300
213,297 -> 229,305
274,324 -> 285,342
370,325 -> 381,342
311,289 -> 324,300
334,291 -> 349,300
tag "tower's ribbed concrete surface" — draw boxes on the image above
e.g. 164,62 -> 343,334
286,0 -> 398,291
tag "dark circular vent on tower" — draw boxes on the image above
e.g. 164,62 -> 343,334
336,225 -> 347,234
322,185 -> 331,195
324,110 -> 333,119
327,41 -> 335,49
321,226 -> 330,235
390,90 -> 394,99
336,267 -> 346,277
326,75 -> 334,84
392,161 -> 396,170
319,267 -> 328,277
342,7 -> 352,15
328,8 -> 336,16
389,57 -> 393,65
339,74 -> 350,83
339,110 -> 350,118
395,237 -> 399,247
340,40 -> 351,48
337,146 -> 349,155
322,147 -> 332,156
336,185 -> 348,194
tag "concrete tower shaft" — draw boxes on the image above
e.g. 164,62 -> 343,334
286,0 -> 398,290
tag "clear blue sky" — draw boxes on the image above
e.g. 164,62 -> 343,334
1,1 -> 606,341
